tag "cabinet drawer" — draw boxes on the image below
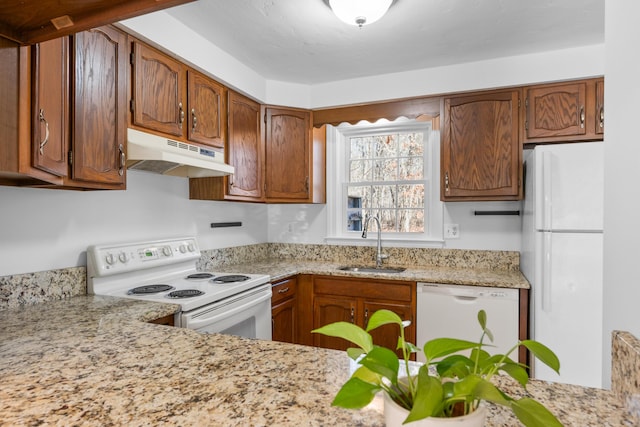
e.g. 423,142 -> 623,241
314,276 -> 413,302
271,277 -> 296,305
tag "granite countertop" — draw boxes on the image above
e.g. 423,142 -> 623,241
212,259 -> 531,289
1,296 -> 636,426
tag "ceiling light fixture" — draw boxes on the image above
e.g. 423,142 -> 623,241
329,0 -> 393,27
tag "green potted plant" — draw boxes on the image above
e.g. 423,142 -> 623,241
312,309 -> 562,427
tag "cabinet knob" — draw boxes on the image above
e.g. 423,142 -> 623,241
38,109 -> 50,155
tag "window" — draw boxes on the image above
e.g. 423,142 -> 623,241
326,118 -> 444,246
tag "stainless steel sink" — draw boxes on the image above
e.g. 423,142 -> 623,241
338,266 -> 406,274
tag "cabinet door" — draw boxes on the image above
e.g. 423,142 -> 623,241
31,37 -> 68,177
227,91 -> 263,199
525,82 -> 587,140
272,298 -> 297,344
187,69 -> 225,148
70,26 -> 126,186
264,107 -> 311,201
313,296 -> 355,351
441,90 -> 522,201
595,79 -> 604,135
131,41 -> 185,137
363,301 -> 415,358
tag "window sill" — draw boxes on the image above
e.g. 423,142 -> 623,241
324,236 -> 445,248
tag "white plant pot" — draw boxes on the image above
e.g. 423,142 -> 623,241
383,393 -> 487,427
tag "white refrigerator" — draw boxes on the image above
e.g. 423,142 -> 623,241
520,142 -> 603,388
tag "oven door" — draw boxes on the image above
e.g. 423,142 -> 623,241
179,284 -> 272,340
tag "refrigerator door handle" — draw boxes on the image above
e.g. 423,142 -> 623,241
542,231 -> 552,312
542,151 -> 553,231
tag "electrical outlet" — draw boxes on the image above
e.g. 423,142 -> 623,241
445,223 -> 460,239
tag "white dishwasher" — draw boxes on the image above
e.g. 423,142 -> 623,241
416,283 -> 520,363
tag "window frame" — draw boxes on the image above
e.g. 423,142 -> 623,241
325,118 -> 444,247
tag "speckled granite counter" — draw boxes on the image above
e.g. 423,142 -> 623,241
1,296 -> 637,426
207,259 -> 531,289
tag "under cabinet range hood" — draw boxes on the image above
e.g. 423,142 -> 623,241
126,128 -> 234,178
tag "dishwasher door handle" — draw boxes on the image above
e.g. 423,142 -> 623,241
453,295 -> 479,302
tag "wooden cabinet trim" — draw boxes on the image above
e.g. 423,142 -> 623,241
312,95 -> 441,128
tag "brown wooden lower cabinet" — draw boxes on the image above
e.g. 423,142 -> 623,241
308,275 -> 416,357
271,276 -> 297,343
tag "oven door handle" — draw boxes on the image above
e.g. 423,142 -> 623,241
185,288 -> 272,329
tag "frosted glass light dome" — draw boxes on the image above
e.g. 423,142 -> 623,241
329,0 -> 393,27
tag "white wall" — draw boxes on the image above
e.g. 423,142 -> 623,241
1,13 -> 603,276
267,201 -> 523,252
602,0 -> 640,387
0,171 -> 268,276
121,12 -> 604,110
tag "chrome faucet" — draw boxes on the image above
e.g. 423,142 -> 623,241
362,214 -> 388,268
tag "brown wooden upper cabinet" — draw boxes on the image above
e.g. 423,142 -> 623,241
226,92 -> 263,199
66,25 -> 127,189
186,70 -> 226,149
130,40 -> 226,149
264,106 -> 312,202
523,78 -> 604,144
441,89 -> 522,201
31,37 -> 69,179
0,26 -> 127,190
190,97 -> 326,204
189,90 -> 264,202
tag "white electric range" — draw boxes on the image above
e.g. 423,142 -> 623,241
86,237 -> 272,339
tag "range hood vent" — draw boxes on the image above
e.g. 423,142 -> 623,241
126,128 -> 233,178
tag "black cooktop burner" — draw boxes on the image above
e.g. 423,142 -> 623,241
186,273 -> 214,280
167,289 -> 204,299
127,284 -> 175,295
212,275 -> 250,284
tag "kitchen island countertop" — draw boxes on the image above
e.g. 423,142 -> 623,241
0,295 -> 637,426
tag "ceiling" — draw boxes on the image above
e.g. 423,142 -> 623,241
165,0 -> 604,85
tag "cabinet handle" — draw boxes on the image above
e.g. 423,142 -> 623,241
579,105 -> 585,129
178,102 -> 185,129
277,287 -> 289,294
350,307 -> 355,324
599,106 -> 604,129
229,174 -> 234,187
444,172 -> 450,193
364,308 -> 369,327
118,144 -> 125,176
191,108 -> 197,132
38,109 -> 50,155
305,176 -> 309,193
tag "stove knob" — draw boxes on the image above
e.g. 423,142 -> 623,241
105,253 -> 116,265
179,245 -> 187,254
118,252 -> 129,263
162,246 -> 172,257
187,243 -> 195,252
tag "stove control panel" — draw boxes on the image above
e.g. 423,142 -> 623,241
87,237 -> 200,277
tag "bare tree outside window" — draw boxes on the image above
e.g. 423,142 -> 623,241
346,131 -> 426,233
